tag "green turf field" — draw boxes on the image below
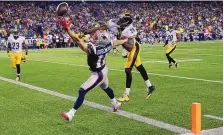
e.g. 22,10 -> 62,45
0,40 -> 223,135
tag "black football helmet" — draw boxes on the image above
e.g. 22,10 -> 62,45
117,14 -> 133,30
13,31 -> 19,39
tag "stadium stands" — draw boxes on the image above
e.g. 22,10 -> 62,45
0,1 -> 223,48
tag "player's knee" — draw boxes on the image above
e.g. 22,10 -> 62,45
79,88 -> 87,95
100,84 -> 108,90
16,64 -> 20,68
125,68 -> 132,74
136,64 -> 144,71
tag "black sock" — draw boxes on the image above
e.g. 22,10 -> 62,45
136,64 -> 149,81
73,88 -> 87,110
103,87 -> 115,99
16,64 -> 20,77
169,56 -> 176,64
125,68 -> 132,88
166,54 -> 172,64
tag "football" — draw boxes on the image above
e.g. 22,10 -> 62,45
56,2 -> 68,16
122,38 -> 135,52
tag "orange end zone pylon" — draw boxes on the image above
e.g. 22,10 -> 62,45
191,103 -> 201,134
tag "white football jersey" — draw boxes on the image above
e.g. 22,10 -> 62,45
166,30 -> 178,46
121,24 -> 137,39
107,19 -> 119,40
8,36 -> 26,53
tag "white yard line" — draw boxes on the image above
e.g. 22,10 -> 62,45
0,76 -> 190,134
30,59 -> 223,84
142,59 -> 202,63
180,127 -> 223,135
204,115 -> 223,121
141,51 -> 223,57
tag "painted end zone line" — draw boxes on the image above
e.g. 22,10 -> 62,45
142,59 -> 202,64
180,127 -> 223,135
30,59 -> 223,84
204,115 -> 223,121
0,76 -> 190,134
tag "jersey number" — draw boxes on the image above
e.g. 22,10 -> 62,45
167,35 -> 173,41
130,28 -> 135,33
12,42 -> 19,49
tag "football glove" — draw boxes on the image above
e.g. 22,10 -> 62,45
58,18 -> 72,30
172,41 -> 177,45
22,55 -> 28,63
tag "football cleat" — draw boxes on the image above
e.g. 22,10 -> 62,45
61,112 -> 73,121
146,85 -> 155,99
175,62 -> 179,68
113,101 -> 121,112
61,109 -> 75,121
15,77 -> 20,82
122,55 -> 127,58
113,48 -> 118,55
117,95 -> 129,102
169,64 -> 172,69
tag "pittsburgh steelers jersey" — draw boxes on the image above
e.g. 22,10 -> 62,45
166,30 -> 178,46
8,36 -> 26,53
121,24 -> 137,39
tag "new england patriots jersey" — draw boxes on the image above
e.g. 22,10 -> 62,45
87,42 -> 112,72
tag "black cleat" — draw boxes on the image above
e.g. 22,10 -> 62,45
146,86 -> 155,99
122,55 -> 127,58
169,64 -> 172,69
175,62 -> 179,68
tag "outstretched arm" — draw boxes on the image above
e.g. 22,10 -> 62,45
113,38 -> 128,48
85,25 -> 108,34
58,18 -> 88,53
163,40 -> 168,47
176,33 -> 181,42
66,29 -> 88,53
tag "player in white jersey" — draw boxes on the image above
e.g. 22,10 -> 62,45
7,31 -> 28,81
85,14 -> 155,101
58,18 -> 128,121
115,14 -> 155,101
163,25 -> 180,69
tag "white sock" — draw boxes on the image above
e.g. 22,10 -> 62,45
145,80 -> 152,87
68,108 -> 76,116
122,48 -> 127,57
123,88 -> 130,97
111,98 -> 117,105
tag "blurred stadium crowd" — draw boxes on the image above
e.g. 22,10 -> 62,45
0,1 -> 223,49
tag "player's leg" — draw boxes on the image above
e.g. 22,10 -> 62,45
61,71 -> 104,121
166,46 -> 173,68
15,52 -> 22,81
11,54 -> 16,69
100,73 -> 121,112
167,46 -> 178,68
135,55 -> 155,99
118,46 -> 137,102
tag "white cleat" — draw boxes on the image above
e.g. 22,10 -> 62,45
15,77 -> 20,82
113,101 -> 121,112
61,109 -> 75,121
